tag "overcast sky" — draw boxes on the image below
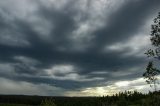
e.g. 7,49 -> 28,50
0,0 -> 160,96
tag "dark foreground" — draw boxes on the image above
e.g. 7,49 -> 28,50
0,91 -> 160,106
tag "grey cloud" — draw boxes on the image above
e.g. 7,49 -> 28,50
0,0 -> 160,95
92,0 -> 160,51
0,77 -> 66,96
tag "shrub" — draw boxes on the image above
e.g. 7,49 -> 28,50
40,98 -> 56,106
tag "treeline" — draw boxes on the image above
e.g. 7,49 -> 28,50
0,91 -> 160,106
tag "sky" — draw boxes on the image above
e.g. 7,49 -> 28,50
0,0 -> 160,96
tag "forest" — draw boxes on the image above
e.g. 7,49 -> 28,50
0,90 -> 160,106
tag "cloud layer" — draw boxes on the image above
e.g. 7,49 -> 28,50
0,0 -> 160,96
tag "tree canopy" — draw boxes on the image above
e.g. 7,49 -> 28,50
143,12 -> 160,91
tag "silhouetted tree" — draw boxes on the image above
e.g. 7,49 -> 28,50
143,62 -> 159,91
145,12 -> 160,58
144,12 -> 160,91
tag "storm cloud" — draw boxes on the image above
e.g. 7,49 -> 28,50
0,0 -> 160,96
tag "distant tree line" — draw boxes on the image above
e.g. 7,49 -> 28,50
0,90 -> 160,106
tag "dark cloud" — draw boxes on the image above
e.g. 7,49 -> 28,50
92,0 -> 160,50
0,0 -> 160,95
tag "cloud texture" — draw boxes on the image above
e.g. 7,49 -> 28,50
0,0 -> 160,96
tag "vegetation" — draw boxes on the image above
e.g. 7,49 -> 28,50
0,104 -> 29,106
144,12 -> 160,91
145,12 -> 160,59
143,62 -> 159,91
40,98 -> 56,106
0,91 -> 160,106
